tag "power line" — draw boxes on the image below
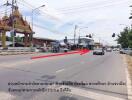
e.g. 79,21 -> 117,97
15,0 -> 74,27
59,0 -> 129,14
18,0 -> 61,20
33,23 -> 72,36
57,0 -> 116,11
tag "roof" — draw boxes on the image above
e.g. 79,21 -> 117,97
33,37 -> 57,41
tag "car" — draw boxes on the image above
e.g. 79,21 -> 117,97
60,48 -> 69,52
106,48 -> 112,52
120,48 -> 132,54
113,48 -> 117,51
120,49 -> 125,54
93,48 -> 105,55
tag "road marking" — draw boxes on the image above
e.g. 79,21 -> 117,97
60,86 -> 125,100
56,68 -> 65,73
0,92 -> 15,100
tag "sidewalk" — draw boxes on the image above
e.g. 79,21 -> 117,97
125,55 -> 132,82
122,54 -> 132,100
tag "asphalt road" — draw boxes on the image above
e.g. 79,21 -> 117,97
0,51 -> 128,100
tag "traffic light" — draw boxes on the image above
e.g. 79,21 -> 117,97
129,16 -> 132,19
89,34 -> 92,38
86,34 -> 92,38
112,33 -> 116,37
64,36 -> 68,44
86,35 -> 89,37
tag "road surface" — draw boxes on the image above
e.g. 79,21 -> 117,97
0,51 -> 128,100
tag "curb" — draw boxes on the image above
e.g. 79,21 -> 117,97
122,55 -> 132,100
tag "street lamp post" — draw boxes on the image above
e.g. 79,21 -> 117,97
74,25 -> 78,45
78,27 -> 88,43
31,5 -> 45,48
32,5 -> 45,31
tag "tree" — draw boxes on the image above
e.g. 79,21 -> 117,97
128,29 -> 132,48
117,27 -> 132,48
117,28 -> 129,48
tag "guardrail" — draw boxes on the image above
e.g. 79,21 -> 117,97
0,47 -> 35,52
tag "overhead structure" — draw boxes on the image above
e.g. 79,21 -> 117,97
0,1 -> 33,48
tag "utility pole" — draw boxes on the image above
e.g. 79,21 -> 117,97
78,26 -> 88,44
74,25 -> 78,45
11,0 -> 15,47
31,5 -> 45,48
129,5 -> 132,29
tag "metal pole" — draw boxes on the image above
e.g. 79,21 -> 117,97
74,25 -> 77,45
32,10 -> 34,32
12,0 -> 15,47
32,5 -> 45,31
31,5 -> 45,48
78,27 -> 88,44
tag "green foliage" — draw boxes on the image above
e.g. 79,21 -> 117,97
128,29 -> 132,48
117,27 -> 132,48
15,36 -> 22,42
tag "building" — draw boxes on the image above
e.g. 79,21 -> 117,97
67,37 -> 94,50
32,37 -> 56,48
94,42 -> 103,48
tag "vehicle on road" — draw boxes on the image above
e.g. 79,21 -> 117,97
51,41 -> 60,53
93,48 -> 105,55
106,48 -> 112,52
60,48 -> 69,52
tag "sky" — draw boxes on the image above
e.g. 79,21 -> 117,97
0,0 -> 132,45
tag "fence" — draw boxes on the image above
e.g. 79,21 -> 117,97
0,47 -> 35,52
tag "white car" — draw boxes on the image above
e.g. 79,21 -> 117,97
93,48 -> 105,55
106,48 -> 112,52
60,48 -> 69,52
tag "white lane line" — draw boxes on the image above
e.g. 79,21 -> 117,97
56,68 -> 65,73
60,86 -> 125,100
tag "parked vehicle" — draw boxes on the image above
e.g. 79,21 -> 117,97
51,41 -> 60,53
51,41 -> 69,53
93,48 -> 105,55
120,48 -> 132,54
120,48 -> 125,54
